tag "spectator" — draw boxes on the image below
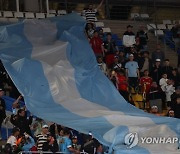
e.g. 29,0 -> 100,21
136,25 -> 148,50
36,124 -> 49,151
125,54 -> 140,90
167,110 -> 175,117
10,108 -> 32,136
97,56 -> 108,76
90,31 -> 104,57
31,117 -> 45,137
72,135 -> 81,152
21,133 -> 36,152
12,95 -> 22,115
103,33 -> 119,67
151,44 -> 165,64
171,68 -> 180,87
139,51 -> 152,76
42,134 -> 59,153
3,143 -> 13,154
171,96 -> 180,118
98,28 -> 106,41
162,59 -> 173,78
123,25 -> 136,53
133,37 -> 141,52
86,23 -> 95,39
151,59 -> 162,84
0,88 -> 6,140
164,80 -> 175,108
150,106 -> 160,116
60,128 -> 80,154
118,51 -> 126,68
84,0 -> 104,23
170,86 -> 180,109
159,73 -> 168,109
116,70 -> 129,101
171,21 -> 180,52
110,56 -> 122,72
56,129 -> 64,150
140,70 -> 153,101
6,127 -> 20,153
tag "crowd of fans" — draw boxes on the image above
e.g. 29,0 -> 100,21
0,2 -> 180,153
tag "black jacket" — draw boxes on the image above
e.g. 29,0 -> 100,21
10,114 -> 32,136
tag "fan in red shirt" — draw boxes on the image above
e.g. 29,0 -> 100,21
116,70 -> 129,101
140,70 -> 153,95
90,31 -> 104,57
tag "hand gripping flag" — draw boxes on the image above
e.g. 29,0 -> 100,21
0,13 -> 180,154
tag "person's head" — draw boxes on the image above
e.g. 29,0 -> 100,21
119,51 -> 124,57
4,143 -> 13,154
143,51 -> 149,58
139,25 -> 144,31
172,68 -> 177,76
135,37 -> 140,44
162,73 -> 167,79
17,109 -> 25,117
114,56 -> 119,63
93,30 -> 99,37
72,136 -> 78,144
144,70 -> 149,77
42,124 -> 49,134
129,54 -> 134,61
168,110 -> 175,117
12,127 -> 20,137
175,86 -> 180,94
47,134 -> 54,143
151,82 -> 158,88
106,33 -> 112,40
127,25 -> 133,32
155,59 -> 161,66
164,59 -> 170,66
59,129 -> 64,136
87,23 -> 93,29
151,106 -> 158,114
97,56 -> 103,63
88,4 -> 93,10
99,28 -> 103,34
176,97 -> 180,104
63,128 -> 70,137
0,88 -> 4,97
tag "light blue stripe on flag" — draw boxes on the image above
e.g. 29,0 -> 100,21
0,13 -> 180,153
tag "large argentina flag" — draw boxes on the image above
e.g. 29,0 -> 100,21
0,13 -> 180,153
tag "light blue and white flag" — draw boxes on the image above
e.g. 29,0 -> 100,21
0,13 -> 180,153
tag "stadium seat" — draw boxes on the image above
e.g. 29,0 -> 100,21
155,30 -> 164,36
8,18 -> 19,23
102,27 -> 111,33
49,10 -> 56,14
95,22 -> 104,27
14,12 -> 24,18
46,13 -> 56,18
57,10 -> 67,15
131,13 -> 140,19
0,18 -> 8,23
25,12 -> 35,19
140,14 -> 149,19
3,11 -> 14,18
157,24 -> 166,30
36,13 -> 45,19
112,34 -> 119,40
147,24 -> 156,31
163,20 -> 172,25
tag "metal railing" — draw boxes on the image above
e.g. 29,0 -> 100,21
18,152 -> 88,154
